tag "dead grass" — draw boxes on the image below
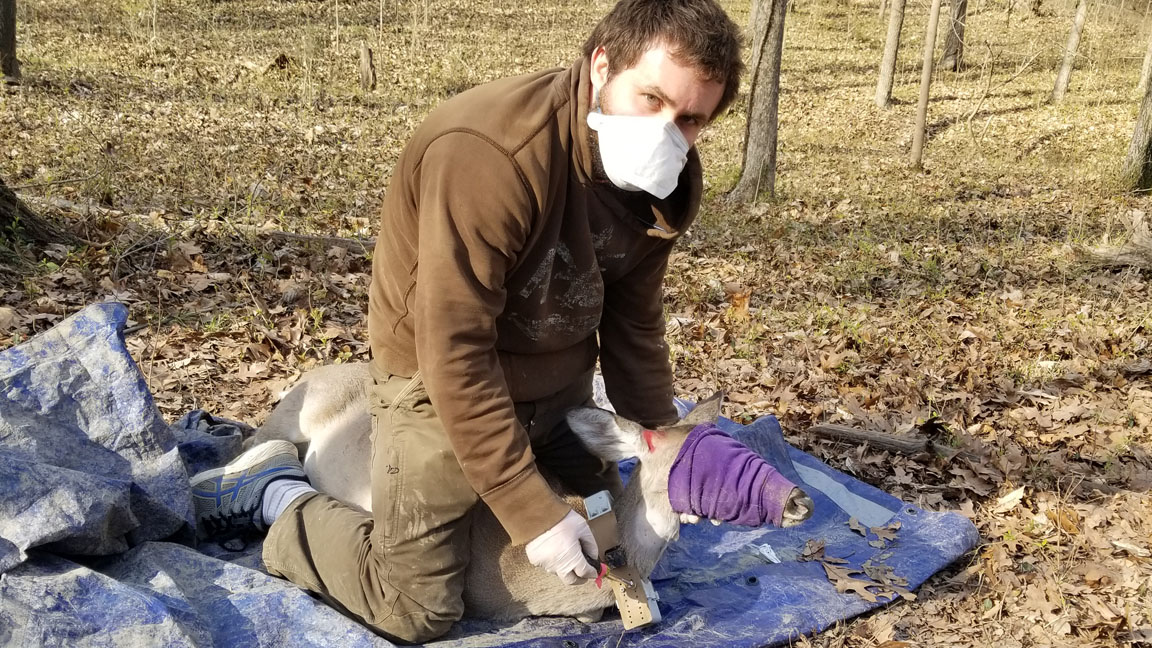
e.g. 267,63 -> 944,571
2,0 -> 1151,645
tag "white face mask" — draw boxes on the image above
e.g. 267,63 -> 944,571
586,105 -> 690,200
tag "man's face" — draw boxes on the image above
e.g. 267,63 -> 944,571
589,43 -> 725,147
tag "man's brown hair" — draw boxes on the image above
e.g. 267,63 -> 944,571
582,0 -> 744,120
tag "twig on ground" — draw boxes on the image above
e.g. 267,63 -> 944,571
12,173 -> 101,191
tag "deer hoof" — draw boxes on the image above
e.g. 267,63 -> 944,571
781,489 -> 815,528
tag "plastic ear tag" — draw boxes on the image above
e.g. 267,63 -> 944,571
642,429 -> 656,452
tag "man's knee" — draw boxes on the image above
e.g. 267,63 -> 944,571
364,591 -> 463,645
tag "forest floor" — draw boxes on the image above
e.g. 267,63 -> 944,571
2,0 -> 1151,645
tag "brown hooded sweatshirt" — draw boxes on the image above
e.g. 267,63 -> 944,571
367,58 -> 701,545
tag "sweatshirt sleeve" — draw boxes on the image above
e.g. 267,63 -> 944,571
412,131 -> 570,545
598,241 -> 680,428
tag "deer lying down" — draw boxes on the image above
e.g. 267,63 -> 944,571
247,362 -> 813,622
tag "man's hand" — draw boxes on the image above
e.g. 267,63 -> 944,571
524,509 -> 599,585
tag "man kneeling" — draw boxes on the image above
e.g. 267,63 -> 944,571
191,1 -> 743,642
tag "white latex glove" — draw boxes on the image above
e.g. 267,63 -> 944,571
525,509 -> 599,585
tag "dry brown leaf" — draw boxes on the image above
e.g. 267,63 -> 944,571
822,562 -> 883,603
1074,564 -> 1116,587
993,486 -> 1026,514
801,538 -> 826,561
848,517 -> 867,536
0,307 -> 16,333
34,297 -> 66,315
1045,507 -> 1081,535
871,521 -> 901,541
724,286 -> 750,323
1110,540 -> 1150,558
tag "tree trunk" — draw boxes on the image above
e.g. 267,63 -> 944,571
940,0 -> 968,71
1,0 -> 18,83
1126,58 -> 1152,191
875,0 -> 908,108
359,43 -> 376,91
1123,84 -> 1152,191
909,0 -> 945,169
1,178 -> 80,248
730,0 -> 790,203
1140,25 -> 1152,96
879,0 -> 889,20
1051,0 -> 1089,104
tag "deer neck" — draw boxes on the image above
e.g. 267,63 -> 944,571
616,463 -> 679,577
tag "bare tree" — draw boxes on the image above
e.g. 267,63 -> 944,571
1140,24 -> 1152,96
1123,90 -> 1152,191
875,0 -> 908,108
1126,49 -> 1152,191
730,0 -> 790,203
1,0 -> 18,83
1,177 -> 78,260
359,43 -> 376,91
909,0 -> 945,169
1051,0 -> 1089,104
940,0 -> 968,71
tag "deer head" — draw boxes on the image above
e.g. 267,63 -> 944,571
564,394 -> 812,577
564,394 -> 723,575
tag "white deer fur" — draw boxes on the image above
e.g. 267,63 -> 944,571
247,362 -> 724,621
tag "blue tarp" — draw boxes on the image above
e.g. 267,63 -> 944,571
0,303 -> 980,647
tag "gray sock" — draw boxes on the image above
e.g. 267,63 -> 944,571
262,479 -> 318,526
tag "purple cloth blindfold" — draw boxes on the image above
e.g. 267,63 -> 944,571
667,423 -> 798,527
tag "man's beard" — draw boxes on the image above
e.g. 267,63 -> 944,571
588,77 -> 617,185
587,79 -> 650,206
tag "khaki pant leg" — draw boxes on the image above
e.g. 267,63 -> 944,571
263,368 -> 477,644
525,370 -> 624,500
370,370 -> 478,635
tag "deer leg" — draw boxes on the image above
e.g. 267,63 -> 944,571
574,607 -> 606,624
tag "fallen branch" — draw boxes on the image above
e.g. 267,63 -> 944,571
808,423 -> 981,462
1079,212 -> 1152,271
1015,126 -> 1073,161
24,196 -> 376,253
11,172 -> 101,191
237,228 -> 375,253
1,179 -> 82,246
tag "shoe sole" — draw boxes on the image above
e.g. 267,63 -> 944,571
190,439 -> 302,484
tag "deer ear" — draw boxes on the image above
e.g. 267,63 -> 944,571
679,392 -> 724,427
565,407 -> 647,462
